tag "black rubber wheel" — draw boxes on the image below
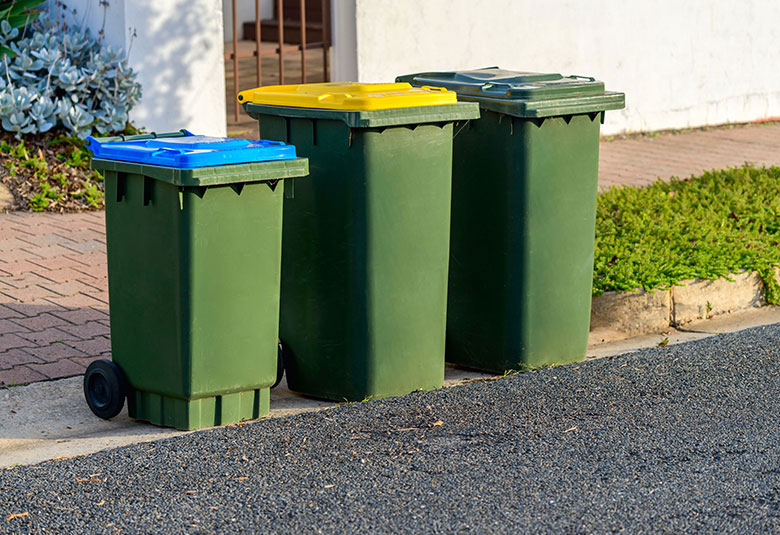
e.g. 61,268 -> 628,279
84,360 -> 126,419
272,341 -> 285,389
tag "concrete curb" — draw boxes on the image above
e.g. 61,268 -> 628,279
0,366 -> 494,468
590,269 -> 776,344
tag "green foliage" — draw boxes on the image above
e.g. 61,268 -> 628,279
80,180 -> 103,208
0,137 -> 22,157
29,178 -> 62,211
1,138 -> 46,176
0,132 -> 104,211
594,164 -> 780,304
0,0 -> 44,56
121,123 -> 146,136
65,146 -> 88,168
46,132 -> 87,152
0,0 -> 44,27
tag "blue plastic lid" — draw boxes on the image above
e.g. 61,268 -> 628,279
85,130 -> 297,168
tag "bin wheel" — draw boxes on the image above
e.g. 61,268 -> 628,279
84,360 -> 126,419
272,341 -> 285,389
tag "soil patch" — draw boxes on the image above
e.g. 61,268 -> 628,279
0,130 -> 104,213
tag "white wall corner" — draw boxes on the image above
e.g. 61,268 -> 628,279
331,0 -> 358,82
48,0 -> 228,136
123,0 -> 227,136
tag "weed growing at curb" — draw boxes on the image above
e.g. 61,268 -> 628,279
594,164 -> 780,303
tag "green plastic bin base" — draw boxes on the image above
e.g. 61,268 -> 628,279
128,388 -> 270,430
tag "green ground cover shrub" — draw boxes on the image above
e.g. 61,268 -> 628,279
594,164 -> 780,303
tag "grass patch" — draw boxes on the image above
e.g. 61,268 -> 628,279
594,164 -> 780,303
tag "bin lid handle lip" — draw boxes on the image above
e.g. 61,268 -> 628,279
151,148 -> 187,155
419,85 -> 448,93
85,129 -> 195,150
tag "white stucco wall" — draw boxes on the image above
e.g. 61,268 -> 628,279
331,0 -> 357,82
49,0 -> 227,136
334,0 -> 780,135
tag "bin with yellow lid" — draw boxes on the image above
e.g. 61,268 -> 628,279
239,82 -> 479,402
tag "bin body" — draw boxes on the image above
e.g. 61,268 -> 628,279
89,132 -> 308,429
397,69 -> 625,373
239,83 -> 479,401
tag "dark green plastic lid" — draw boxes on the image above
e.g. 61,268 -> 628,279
396,67 -> 625,118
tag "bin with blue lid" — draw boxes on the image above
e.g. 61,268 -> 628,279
82,129 -> 308,430
397,68 -> 625,373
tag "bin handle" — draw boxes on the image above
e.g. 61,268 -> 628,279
480,82 -> 514,94
568,75 -> 596,82
420,85 -> 448,93
151,148 -> 186,156
86,129 -> 193,147
317,93 -> 345,102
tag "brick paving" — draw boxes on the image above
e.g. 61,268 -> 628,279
599,123 -> 780,190
0,211 -> 109,386
1,123 -> 780,387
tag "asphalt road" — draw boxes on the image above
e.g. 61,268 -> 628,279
2,324 -> 780,534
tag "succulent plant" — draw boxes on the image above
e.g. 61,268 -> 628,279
0,12 -> 142,138
0,1 -> 44,56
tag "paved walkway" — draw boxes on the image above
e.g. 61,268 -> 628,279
1,123 -> 779,387
599,122 -> 780,189
0,211 -> 109,386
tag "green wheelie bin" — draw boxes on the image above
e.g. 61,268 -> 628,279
397,68 -> 625,373
238,82 -> 479,401
83,130 -> 308,430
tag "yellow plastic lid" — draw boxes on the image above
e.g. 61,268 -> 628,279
237,82 -> 458,111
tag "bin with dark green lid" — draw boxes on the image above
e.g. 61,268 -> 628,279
397,68 -> 625,373
83,130 -> 308,430
238,82 -> 480,401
